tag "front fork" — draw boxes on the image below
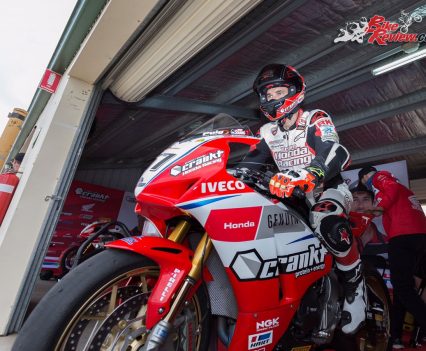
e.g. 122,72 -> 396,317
144,219 -> 212,350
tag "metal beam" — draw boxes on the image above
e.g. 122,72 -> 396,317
137,95 -> 258,119
350,136 -> 426,165
80,135 -> 426,171
305,70 -> 372,105
216,0 -> 421,105
335,88 -> 426,131
217,42 -> 387,105
162,0 -> 309,96
216,35 -> 345,104
83,93 -> 257,157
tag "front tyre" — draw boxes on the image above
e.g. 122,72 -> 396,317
13,249 -> 211,351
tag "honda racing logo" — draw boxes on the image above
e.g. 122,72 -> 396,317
273,146 -> 312,168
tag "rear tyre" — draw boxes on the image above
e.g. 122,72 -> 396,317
13,249 -> 211,351
327,265 -> 391,351
356,265 -> 391,351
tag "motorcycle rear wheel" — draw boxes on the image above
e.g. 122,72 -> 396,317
325,266 -> 391,351
357,266 -> 391,351
13,249 -> 211,351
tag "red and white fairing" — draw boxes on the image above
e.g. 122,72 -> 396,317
127,116 -> 332,350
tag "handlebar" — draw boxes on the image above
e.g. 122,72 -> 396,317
233,168 -> 306,200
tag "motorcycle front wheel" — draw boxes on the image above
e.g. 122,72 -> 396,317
13,249 -> 211,351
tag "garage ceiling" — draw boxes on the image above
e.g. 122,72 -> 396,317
79,0 -> 426,181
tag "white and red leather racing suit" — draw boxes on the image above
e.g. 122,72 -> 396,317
240,109 -> 359,268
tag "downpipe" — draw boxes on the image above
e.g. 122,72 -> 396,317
143,230 -> 212,350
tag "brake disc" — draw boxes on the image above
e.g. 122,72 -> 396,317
64,286 -> 145,351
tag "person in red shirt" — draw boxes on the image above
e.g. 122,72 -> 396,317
359,166 -> 426,347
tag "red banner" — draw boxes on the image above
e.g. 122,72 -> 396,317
58,180 -> 124,231
42,181 -> 125,276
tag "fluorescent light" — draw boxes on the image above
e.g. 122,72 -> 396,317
372,46 -> 426,76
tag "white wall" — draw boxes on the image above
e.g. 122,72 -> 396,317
0,76 -> 93,333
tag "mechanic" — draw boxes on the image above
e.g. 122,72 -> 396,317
359,166 -> 426,347
239,64 -> 365,334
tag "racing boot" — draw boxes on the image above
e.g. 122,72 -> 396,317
340,262 -> 367,334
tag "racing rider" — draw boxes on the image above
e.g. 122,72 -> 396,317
240,64 -> 365,334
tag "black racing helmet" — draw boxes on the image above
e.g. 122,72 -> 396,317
253,64 -> 305,121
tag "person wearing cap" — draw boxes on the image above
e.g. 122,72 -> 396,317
12,153 -> 25,173
359,166 -> 426,348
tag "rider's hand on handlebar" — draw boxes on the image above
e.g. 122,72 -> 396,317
269,169 -> 317,198
232,167 -> 272,190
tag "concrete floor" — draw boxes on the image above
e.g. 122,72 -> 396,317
0,334 -> 16,351
0,279 -> 56,351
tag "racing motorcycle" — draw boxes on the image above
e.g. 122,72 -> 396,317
13,114 -> 391,351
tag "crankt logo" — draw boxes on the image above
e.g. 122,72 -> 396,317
75,188 -> 110,202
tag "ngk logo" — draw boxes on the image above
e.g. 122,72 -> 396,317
224,221 -> 255,229
201,180 -> 245,193
256,318 -> 279,331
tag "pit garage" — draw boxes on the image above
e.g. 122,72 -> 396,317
0,0 -> 425,344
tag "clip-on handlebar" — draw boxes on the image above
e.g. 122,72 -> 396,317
234,168 -> 306,199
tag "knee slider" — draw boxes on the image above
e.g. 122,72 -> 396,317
310,199 -> 344,229
316,215 -> 353,257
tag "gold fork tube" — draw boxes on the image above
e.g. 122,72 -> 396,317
188,233 -> 212,280
167,219 -> 191,243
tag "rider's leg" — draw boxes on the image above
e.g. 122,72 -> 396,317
310,184 -> 366,335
